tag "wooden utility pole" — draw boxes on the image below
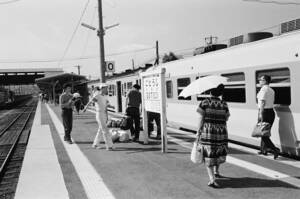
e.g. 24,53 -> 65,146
97,0 -> 106,83
132,59 -> 135,70
155,40 -> 159,65
74,65 -> 81,75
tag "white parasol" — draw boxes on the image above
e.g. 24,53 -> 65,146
179,75 -> 228,98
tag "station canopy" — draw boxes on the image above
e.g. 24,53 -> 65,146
0,68 -> 63,85
35,73 -> 88,93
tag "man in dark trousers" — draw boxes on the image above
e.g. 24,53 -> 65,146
59,84 -> 74,144
126,84 -> 142,142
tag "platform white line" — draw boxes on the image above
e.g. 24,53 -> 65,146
167,135 -> 300,188
167,127 -> 300,169
46,104 -> 115,199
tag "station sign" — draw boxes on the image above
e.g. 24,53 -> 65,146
106,61 -> 115,72
140,67 -> 167,152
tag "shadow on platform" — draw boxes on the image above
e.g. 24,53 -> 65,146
217,176 -> 299,189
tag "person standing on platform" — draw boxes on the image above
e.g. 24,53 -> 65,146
60,84 -> 75,144
256,75 -> 280,159
125,84 -> 142,142
147,111 -> 161,139
84,84 -> 114,150
196,84 -> 230,188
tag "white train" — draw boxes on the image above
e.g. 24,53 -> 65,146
102,28 -> 300,158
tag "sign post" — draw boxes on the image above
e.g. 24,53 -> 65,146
140,67 -> 167,152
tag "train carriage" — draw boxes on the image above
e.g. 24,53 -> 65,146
105,29 -> 300,157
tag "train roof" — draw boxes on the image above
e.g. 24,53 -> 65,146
149,30 -> 300,76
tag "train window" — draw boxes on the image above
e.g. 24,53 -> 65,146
177,78 -> 191,100
221,72 -> 246,103
166,80 -> 173,98
127,82 -> 132,90
256,68 -> 291,105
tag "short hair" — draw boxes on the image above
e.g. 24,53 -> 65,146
260,75 -> 271,84
63,83 -> 72,89
133,84 -> 141,90
210,84 -> 224,97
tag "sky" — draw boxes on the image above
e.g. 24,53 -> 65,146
0,0 -> 300,79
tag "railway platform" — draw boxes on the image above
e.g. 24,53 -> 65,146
14,101 -> 300,199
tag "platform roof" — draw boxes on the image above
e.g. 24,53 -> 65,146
0,67 -> 63,85
35,73 -> 88,92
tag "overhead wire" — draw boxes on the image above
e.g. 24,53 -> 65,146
0,0 -> 21,5
80,6 -> 97,58
57,0 -> 90,67
0,47 -> 156,64
243,0 -> 300,5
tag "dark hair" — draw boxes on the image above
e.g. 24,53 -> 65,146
63,83 -> 72,89
261,75 -> 271,84
133,84 -> 141,90
210,84 -> 224,97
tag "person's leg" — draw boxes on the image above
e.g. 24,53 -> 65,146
262,136 -> 279,159
154,113 -> 161,138
99,113 -> 113,149
93,112 -> 103,147
133,108 -> 140,139
147,112 -> 154,137
206,166 -> 215,184
61,110 -> 68,140
126,108 -> 135,137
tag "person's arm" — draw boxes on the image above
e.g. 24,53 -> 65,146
258,100 -> 266,122
83,95 -> 97,112
60,94 -> 72,109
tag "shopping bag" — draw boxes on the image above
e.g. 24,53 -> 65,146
251,122 -> 271,137
191,142 -> 204,164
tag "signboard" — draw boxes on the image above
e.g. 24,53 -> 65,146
143,74 -> 161,113
106,61 -> 115,72
140,67 -> 167,152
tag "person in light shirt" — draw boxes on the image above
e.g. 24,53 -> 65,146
84,84 -> 114,150
257,75 -> 280,159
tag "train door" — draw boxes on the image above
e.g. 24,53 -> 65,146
116,81 -> 122,112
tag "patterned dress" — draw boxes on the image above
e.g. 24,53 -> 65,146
197,97 -> 230,167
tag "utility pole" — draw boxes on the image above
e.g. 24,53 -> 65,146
155,40 -> 159,65
132,59 -> 135,70
97,0 -> 106,83
74,65 -> 81,75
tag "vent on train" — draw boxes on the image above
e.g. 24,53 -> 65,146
229,32 -> 273,47
202,44 -> 227,54
281,18 -> 300,34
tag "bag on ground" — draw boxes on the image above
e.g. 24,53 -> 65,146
191,142 -> 204,164
251,122 -> 271,137
110,129 -> 120,142
118,130 -> 131,142
120,116 -> 132,130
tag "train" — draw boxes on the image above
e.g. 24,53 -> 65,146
0,88 -> 15,107
90,23 -> 300,158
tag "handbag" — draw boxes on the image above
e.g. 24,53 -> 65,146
251,122 -> 271,137
191,141 -> 204,164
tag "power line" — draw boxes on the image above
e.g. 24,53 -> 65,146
57,0 -> 90,67
243,0 -> 300,5
0,0 -> 21,5
0,47 -> 155,64
81,6 -> 97,57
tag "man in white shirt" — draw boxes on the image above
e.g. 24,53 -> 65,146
257,75 -> 280,159
84,84 -> 114,150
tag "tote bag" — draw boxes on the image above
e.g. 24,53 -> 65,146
251,122 -> 271,137
191,142 -> 204,164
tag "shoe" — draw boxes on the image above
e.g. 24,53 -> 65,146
274,148 -> 280,160
133,138 -> 139,142
214,173 -> 223,178
207,181 -> 221,188
92,144 -> 98,148
66,140 -> 73,144
258,151 -> 268,156
106,147 -> 114,151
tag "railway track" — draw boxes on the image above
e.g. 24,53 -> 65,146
0,100 -> 37,199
